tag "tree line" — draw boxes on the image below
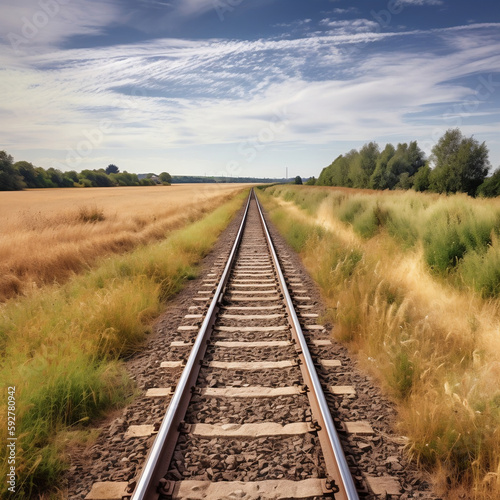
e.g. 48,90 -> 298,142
0,152 -> 171,190
315,129 -> 499,197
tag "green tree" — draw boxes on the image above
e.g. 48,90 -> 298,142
397,172 -> 412,190
477,168 -> 500,197
14,161 -> 43,188
109,171 -> 139,186
413,164 -> 431,192
349,142 -> 379,188
317,151 -> 357,187
65,171 -> 79,184
0,151 -> 24,190
386,142 -> 425,190
430,129 -> 490,196
305,176 -> 316,185
294,175 -> 303,185
370,144 -> 395,189
159,172 -> 172,184
34,167 -> 52,188
105,164 -> 119,175
46,167 -> 73,187
78,169 -> 113,187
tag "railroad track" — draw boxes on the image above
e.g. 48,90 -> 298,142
84,189 -> 409,499
116,189 -> 359,500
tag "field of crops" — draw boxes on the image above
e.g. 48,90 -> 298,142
259,185 -> 500,499
0,184 -> 246,301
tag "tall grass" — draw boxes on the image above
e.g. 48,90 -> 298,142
264,185 -> 500,297
259,186 -> 500,499
0,190 -> 247,497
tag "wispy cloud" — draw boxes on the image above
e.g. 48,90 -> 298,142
274,19 -> 312,29
398,0 -> 443,5
331,7 -> 359,15
320,18 -> 380,34
2,19 -> 500,174
0,0 -> 121,52
3,24 -> 499,152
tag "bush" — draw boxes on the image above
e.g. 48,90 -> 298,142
423,203 -> 497,273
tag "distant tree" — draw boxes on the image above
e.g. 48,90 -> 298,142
317,151 -> 356,187
349,142 -> 379,188
34,167 -> 52,188
65,170 -> 79,184
370,144 -> 395,190
14,161 -> 42,188
78,169 -> 113,187
109,171 -> 140,186
0,151 -> 24,190
390,141 -> 425,189
46,167 -> 73,187
317,157 -> 338,186
406,141 -> 427,175
396,172 -> 412,190
305,177 -> 316,185
294,175 -> 303,185
430,129 -> 490,196
413,164 -> 431,192
477,168 -> 500,197
106,164 -> 119,175
159,172 -> 172,184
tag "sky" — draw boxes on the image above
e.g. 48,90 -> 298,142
1,0 -> 499,179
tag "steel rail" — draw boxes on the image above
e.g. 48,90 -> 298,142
131,190 -> 252,500
254,191 -> 360,500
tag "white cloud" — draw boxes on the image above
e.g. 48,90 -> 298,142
2,23 -> 500,173
320,18 -> 380,34
398,0 -> 443,5
274,19 -> 312,29
0,0 -> 121,53
331,7 -> 359,15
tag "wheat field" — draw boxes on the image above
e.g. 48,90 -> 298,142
0,184 -> 247,301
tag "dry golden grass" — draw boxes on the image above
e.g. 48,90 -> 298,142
0,184 -> 247,301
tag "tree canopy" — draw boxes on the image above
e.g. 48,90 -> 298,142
1,152 -> 25,190
105,164 -> 119,175
0,152 -> 172,191
315,129 -> 494,197
159,172 -> 172,184
429,129 -> 490,196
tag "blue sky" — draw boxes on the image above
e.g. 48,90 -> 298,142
1,0 -> 499,179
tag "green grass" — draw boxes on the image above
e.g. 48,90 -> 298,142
0,189 -> 247,498
264,184 -> 500,298
258,186 -> 500,498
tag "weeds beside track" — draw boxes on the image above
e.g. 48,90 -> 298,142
258,185 -> 500,499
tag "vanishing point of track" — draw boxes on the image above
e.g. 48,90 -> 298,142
130,190 -> 360,499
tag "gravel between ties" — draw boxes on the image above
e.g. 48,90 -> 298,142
66,194 -> 441,500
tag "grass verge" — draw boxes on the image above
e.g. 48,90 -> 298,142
258,186 -> 500,499
0,189 -> 248,498
263,185 -> 500,298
